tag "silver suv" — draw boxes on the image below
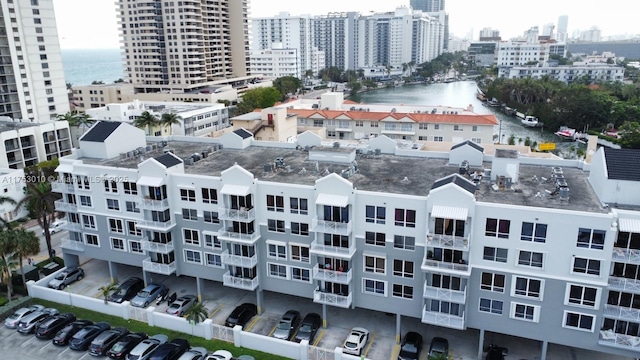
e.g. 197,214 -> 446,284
48,267 -> 84,290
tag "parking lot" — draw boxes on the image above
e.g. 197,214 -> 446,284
1,324 -> 98,360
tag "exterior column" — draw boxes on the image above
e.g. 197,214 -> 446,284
477,328 -> 485,360
396,313 -> 401,344
108,261 -> 118,283
540,340 -> 548,360
322,303 -> 327,328
143,270 -> 151,286
196,276 -> 203,302
256,287 -> 263,314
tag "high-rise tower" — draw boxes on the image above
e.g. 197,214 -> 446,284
409,0 -> 445,12
557,15 -> 569,42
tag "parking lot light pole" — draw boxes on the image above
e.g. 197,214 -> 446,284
322,304 -> 327,328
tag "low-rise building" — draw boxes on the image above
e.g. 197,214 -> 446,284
501,64 -> 625,84
0,167 -> 28,221
250,43 -> 325,79
0,118 -> 72,169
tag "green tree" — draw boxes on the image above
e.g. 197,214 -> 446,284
0,231 -> 17,300
113,78 -> 125,83
98,281 -> 120,305
160,112 -> 181,135
12,228 -> 40,288
66,82 -> 73,90
236,87 -> 281,115
16,182 -> 57,261
349,82 -> 362,96
56,112 -> 81,126
185,301 -> 209,334
273,76 -> 302,101
91,80 -> 105,85
318,66 -> 343,83
133,111 -> 159,135
619,121 -> 640,149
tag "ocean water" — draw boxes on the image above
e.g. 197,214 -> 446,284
61,48 -> 124,86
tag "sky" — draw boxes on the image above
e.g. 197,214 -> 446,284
52,0 -> 638,49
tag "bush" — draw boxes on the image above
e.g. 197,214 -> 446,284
0,297 -> 8,306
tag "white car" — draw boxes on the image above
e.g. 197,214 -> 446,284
205,350 -> 233,360
343,327 -> 369,356
177,347 -> 208,360
42,220 -> 67,235
4,305 -> 45,328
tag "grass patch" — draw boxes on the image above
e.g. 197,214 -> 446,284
27,299 -> 291,360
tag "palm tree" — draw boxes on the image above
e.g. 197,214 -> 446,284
56,112 -> 81,126
0,230 -> 17,300
16,182 -> 57,261
98,281 -> 120,305
160,112 -> 181,135
0,195 -> 16,228
184,301 -> 209,334
133,111 -> 159,136
13,228 -> 40,287
76,113 -> 96,133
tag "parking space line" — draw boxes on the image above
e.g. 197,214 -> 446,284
290,328 -> 299,341
209,303 -> 223,319
389,344 -> 400,360
267,324 -> 278,337
38,341 -> 54,352
20,335 -> 39,348
449,348 -> 454,360
313,329 -> 325,347
363,331 -> 376,358
419,346 -> 428,360
59,347 -> 71,358
79,352 -> 92,360
243,316 -> 260,332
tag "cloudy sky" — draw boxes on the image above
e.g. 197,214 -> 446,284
52,0 -> 636,49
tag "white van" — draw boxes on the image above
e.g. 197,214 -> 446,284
42,220 -> 67,235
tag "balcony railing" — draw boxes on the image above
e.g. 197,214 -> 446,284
310,239 -> 356,259
218,207 -> 256,222
54,200 -> 77,213
313,287 -> 352,308
427,234 -> 469,251
61,222 -> 84,233
423,284 -> 467,304
217,229 -> 260,244
141,197 -> 170,209
311,218 -> 352,236
222,271 -> 259,291
604,305 -> 640,322
598,330 -> 640,349
312,264 -> 352,284
51,182 -> 75,193
421,258 -> 471,276
422,307 -> 465,330
61,238 -> 84,252
142,257 -> 176,275
612,247 -> 640,264
608,277 -> 640,293
136,218 -> 176,230
221,250 -> 258,268
140,239 -> 174,254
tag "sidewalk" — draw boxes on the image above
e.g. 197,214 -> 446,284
15,218 -> 60,265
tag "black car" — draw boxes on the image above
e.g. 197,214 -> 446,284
109,277 -> 145,304
486,344 -> 508,360
108,332 -> 148,359
69,322 -> 111,351
294,313 -> 321,343
224,303 -> 257,328
89,326 -> 130,356
398,331 -> 423,360
35,313 -> 77,339
428,337 -> 449,359
148,338 -> 190,360
53,320 -> 93,346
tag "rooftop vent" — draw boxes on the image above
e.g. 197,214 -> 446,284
184,158 -> 194,165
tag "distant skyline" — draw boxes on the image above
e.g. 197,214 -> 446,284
53,0 -> 638,49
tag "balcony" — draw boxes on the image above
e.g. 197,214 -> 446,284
612,247 -> 640,264
311,218 -> 352,236
604,305 -> 640,322
54,200 -> 77,213
217,229 -> 260,244
313,287 -> 352,308
598,330 -> 640,350
608,277 -> 640,293
421,258 -> 471,276
51,182 -> 75,193
221,250 -> 258,268
423,284 -> 467,304
218,207 -> 255,222
142,257 -> 176,275
141,197 -> 170,209
61,222 -> 84,233
222,271 -> 259,291
310,239 -> 356,259
136,218 -> 176,231
61,238 -> 84,252
312,264 -> 352,284
422,307 -> 466,330
140,239 -> 174,254
427,234 -> 469,251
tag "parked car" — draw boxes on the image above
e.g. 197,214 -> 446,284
343,327 -> 369,356
48,267 -> 84,290
177,347 -> 207,360
165,295 -> 197,317
108,332 -> 148,359
398,331 -> 423,360
16,307 -> 59,334
428,337 -> 449,359
224,303 -> 256,329
52,320 -> 94,346
126,334 -> 169,360
204,350 -> 233,360
148,338 -> 189,360
43,219 -> 67,234
109,277 -> 145,303
130,283 -> 169,308
486,344 -> 508,360
4,304 -> 44,328
35,312 -> 76,339
294,313 -> 321,343
89,326 -> 130,356
69,322 -> 111,351
272,310 -> 300,340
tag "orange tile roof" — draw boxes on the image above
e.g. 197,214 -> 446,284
287,109 -> 498,125
343,99 -> 360,105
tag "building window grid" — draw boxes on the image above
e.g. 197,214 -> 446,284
267,195 -> 285,212
291,267 -> 311,283
394,208 -> 416,228
365,205 -> 386,224
393,235 -> 415,250
365,231 -> 385,247
183,229 -> 200,246
568,284 -> 598,308
563,311 -> 595,332
184,249 -> 202,264
129,240 -> 143,254
268,219 -> 285,233
291,222 -> 309,236
290,197 -> 308,215
203,210 -> 219,223
182,208 -> 198,221
108,218 -> 124,234
85,234 -> 99,247
205,252 -> 223,268
481,272 -> 505,293
577,228 -> 606,250
290,244 -> 310,263
511,302 -> 539,322
479,298 -> 503,315
483,246 -> 508,263
106,198 -> 120,211
267,242 -> 287,260
364,255 -> 385,274
572,257 -> 601,276
485,218 -> 511,238
204,234 -> 221,249
110,237 -> 126,251
393,259 -> 414,278
392,284 -> 413,299
521,222 -> 547,243
363,278 -> 386,296
201,188 -> 217,204
513,276 -> 543,299
180,189 -> 196,202
518,250 -> 544,268
268,263 -> 288,279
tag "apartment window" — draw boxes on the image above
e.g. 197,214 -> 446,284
85,234 -> 99,247
79,195 -> 92,207
123,181 -> 137,195
127,221 -> 141,236
290,244 -> 310,263
431,274 -> 462,290
266,195 -> 284,212
182,208 -> 197,221
111,238 -> 125,251
365,232 -> 385,246
76,175 -> 90,190
267,242 -> 287,260
485,218 -> 510,238
205,253 -> 222,268
363,278 -> 386,296
419,123 -> 428,130
313,119 -> 323,127
616,231 -> 640,251
204,234 -> 221,249
572,257 -> 600,276
364,255 -> 385,274
483,247 -> 508,263
393,259 -> 414,278
479,298 -> 503,315
183,229 -> 199,246
82,214 -> 96,229
454,125 -> 463,131
129,240 -> 143,254
513,276 -> 543,299
568,284 -> 598,308
434,124 -> 441,130
291,222 -> 309,236
203,211 -> 219,223
395,208 -> 416,228
125,201 -> 140,213
518,251 -> 543,268
106,198 -> 120,211
268,263 -> 288,279
563,311 -> 595,332
291,267 -> 311,283
104,180 -> 118,193
108,218 -> 124,234
201,188 -> 217,204
521,222 -> 547,243
31,0 -> 39,5
290,197 -> 308,214
267,219 -> 285,233
392,284 -> 413,299
577,228 -> 606,250
510,302 -> 540,322
394,235 -> 415,250
184,249 -> 202,264
355,121 -> 364,127
370,121 -> 378,127
365,205 -> 385,224
481,272 -> 505,292
180,188 -> 196,202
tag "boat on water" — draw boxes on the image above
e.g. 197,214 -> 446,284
555,126 -> 578,140
502,106 -> 516,116
521,116 -> 542,128
486,98 -> 500,107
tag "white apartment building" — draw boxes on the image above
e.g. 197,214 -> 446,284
496,41 -> 568,76
0,0 -> 69,122
501,64 -> 625,84
0,118 -> 71,169
580,27 -> 602,42
0,167 -> 28,221
250,43 -> 325,79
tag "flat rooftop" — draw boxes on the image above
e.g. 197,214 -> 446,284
0,120 -> 40,132
83,142 -> 606,212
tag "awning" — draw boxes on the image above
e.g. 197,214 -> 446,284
137,176 -> 164,187
220,184 -> 250,196
619,218 -> 640,233
316,193 -> 349,207
431,205 -> 468,221
55,164 -> 74,174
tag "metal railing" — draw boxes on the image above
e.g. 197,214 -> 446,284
608,277 -> 640,293
217,229 -> 260,244
612,247 -> 640,264
221,250 -> 258,268
311,218 -> 352,236
426,233 -> 469,251
222,271 -> 259,290
61,222 -> 84,232
141,197 -> 170,209
218,207 -> 256,222
54,200 -> 77,213
421,258 -> 471,275
310,240 -> 356,258
140,239 -> 174,254
61,238 -> 84,252
142,257 -> 176,275
51,182 -> 75,193
312,264 -> 352,284
423,283 -> 467,303
136,218 -> 176,230
603,305 -> 640,322
313,287 -> 352,308
598,331 -> 640,349
422,307 -> 465,330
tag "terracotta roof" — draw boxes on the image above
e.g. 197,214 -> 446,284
343,99 -> 360,105
287,109 -> 498,125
